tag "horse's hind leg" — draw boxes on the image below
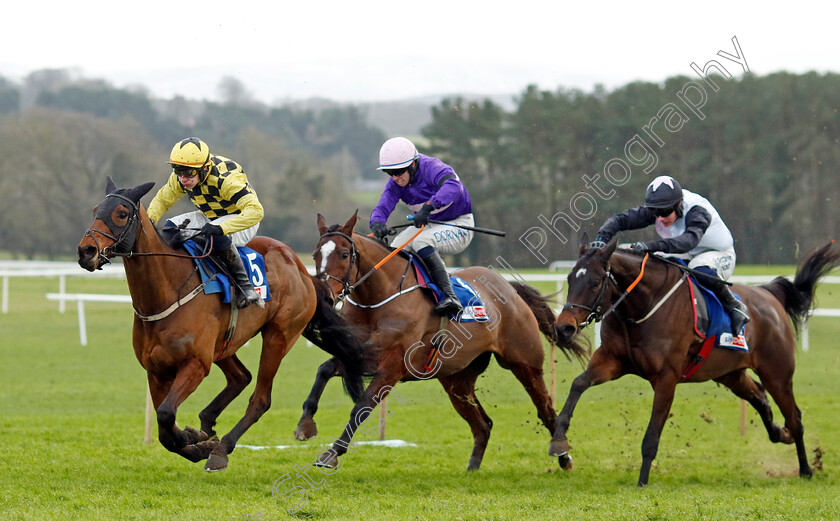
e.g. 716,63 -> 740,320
295,357 -> 339,441
440,353 -> 494,471
715,370 -> 789,443
199,355 -> 252,438
754,366 -> 812,478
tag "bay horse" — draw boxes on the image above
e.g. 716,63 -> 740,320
303,212 -> 588,471
551,235 -> 840,485
76,177 -> 366,471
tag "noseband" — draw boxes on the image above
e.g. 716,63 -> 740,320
562,267 -> 617,329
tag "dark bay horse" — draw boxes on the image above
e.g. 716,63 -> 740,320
551,235 -> 840,485
303,212 -> 588,470
77,178 -> 365,471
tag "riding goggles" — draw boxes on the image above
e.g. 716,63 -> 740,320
173,165 -> 200,178
651,205 -> 677,218
382,167 -> 409,177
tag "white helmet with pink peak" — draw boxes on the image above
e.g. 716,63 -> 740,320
377,137 -> 418,170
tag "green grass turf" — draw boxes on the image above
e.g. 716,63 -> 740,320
1,268 -> 839,520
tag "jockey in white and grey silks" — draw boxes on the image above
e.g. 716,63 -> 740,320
592,175 -> 749,335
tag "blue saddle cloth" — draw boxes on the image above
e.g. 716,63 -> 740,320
182,241 -> 271,304
686,272 -> 747,352
410,257 -> 490,322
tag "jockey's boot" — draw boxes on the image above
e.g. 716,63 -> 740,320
420,249 -> 463,316
221,244 -> 264,309
710,280 -> 750,335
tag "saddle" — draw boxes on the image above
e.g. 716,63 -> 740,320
401,250 -> 490,322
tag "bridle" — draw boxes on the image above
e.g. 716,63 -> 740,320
82,192 -> 211,269
316,231 -> 360,304
562,252 -> 654,332
82,193 -> 144,268
562,266 -> 618,330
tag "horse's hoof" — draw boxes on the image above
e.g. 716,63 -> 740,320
205,450 -> 229,472
558,453 -> 574,471
183,426 -> 209,444
548,438 -> 571,457
313,450 -> 338,469
467,457 -> 482,471
295,418 -> 318,441
195,436 -> 220,459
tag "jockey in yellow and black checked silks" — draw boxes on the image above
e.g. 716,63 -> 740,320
147,154 -> 263,235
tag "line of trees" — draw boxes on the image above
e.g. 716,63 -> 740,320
421,72 -> 840,266
0,68 -> 837,267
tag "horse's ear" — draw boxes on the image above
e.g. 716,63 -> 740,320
578,233 -> 590,255
105,176 -> 117,195
341,210 -> 358,235
316,213 -> 328,235
126,182 -> 155,203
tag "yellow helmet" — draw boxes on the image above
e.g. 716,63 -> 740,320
168,137 -> 211,168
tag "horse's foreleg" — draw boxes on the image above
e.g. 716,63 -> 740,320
199,355 -> 252,438
206,327 -> 294,472
550,349 -> 622,467
295,357 -> 339,441
637,372 -> 679,486
149,359 -> 211,463
314,360 -> 405,469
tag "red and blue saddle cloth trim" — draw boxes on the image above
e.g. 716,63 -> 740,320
679,261 -> 747,380
182,240 -> 271,304
407,254 -> 490,322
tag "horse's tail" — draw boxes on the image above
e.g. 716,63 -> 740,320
303,277 -> 367,402
761,240 -> 840,335
510,281 -> 589,363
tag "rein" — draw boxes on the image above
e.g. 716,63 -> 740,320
563,253 -> 651,329
319,226 -> 424,306
84,193 -> 213,266
86,192 -> 216,321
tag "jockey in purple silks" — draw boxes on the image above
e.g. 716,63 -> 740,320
369,137 -> 474,316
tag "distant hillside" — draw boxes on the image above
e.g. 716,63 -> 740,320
281,93 -> 518,137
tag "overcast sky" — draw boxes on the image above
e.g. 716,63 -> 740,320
2,1 -> 836,104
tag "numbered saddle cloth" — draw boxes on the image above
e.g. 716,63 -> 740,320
183,240 -> 271,304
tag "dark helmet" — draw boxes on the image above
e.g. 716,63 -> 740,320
644,176 -> 683,208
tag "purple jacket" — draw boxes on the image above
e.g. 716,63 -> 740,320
369,154 -> 473,225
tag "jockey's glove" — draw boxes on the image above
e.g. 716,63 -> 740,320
413,203 -> 434,228
589,239 -> 607,250
201,223 -> 224,238
629,242 -> 650,252
370,221 -> 388,239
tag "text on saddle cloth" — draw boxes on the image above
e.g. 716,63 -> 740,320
183,240 -> 271,304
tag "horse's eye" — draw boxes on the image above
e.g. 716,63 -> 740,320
589,278 -> 601,288
341,251 -> 350,259
118,210 -> 129,219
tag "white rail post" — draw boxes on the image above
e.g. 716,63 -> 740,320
77,299 -> 88,346
59,275 -> 67,313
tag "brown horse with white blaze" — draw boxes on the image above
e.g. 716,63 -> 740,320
77,177 -> 365,471
304,212 -> 588,471
550,235 -> 840,485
